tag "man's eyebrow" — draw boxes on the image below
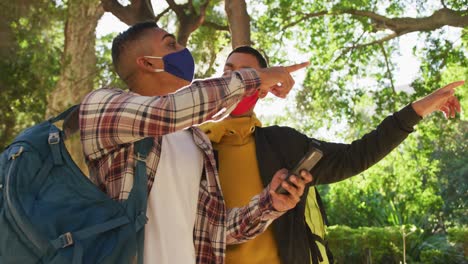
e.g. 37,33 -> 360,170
224,63 -> 234,68
162,33 -> 176,41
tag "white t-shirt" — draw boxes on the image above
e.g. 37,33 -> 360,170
144,130 -> 203,264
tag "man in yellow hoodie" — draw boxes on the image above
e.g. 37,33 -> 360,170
199,46 -> 463,264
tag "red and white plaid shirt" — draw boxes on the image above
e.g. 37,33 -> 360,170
79,69 -> 284,263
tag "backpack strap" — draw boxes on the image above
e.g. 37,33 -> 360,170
51,216 -> 131,264
126,137 -> 154,228
314,187 -> 329,225
47,105 -> 80,165
48,125 -> 63,165
62,105 -> 80,139
49,105 -> 80,123
305,223 -> 334,264
126,137 -> 154,264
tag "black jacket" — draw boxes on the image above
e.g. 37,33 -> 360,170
253,104 -> 421,264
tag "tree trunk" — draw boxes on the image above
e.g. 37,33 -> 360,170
47,1 -> 104,115
224,0 -> 251,48
47,0 -> 104,173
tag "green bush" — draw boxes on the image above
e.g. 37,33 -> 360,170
326,225 -> 466,264
447,227 -> 468,244
415,232 -> 466,264
419,246 -> 465,264
447,227 -> 467,263
327,225 -> 403,263
420,249 -> 447,264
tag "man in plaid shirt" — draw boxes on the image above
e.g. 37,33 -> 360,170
79,21 -> 311,264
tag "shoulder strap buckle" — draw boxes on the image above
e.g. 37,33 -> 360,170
58,232 -> 74,248
48,132 -> 60,145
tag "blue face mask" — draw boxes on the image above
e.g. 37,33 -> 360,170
144,48 -> 195,82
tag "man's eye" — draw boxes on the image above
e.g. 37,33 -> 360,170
169,42 -> 176,48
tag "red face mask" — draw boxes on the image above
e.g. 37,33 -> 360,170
231,90 -> 259,116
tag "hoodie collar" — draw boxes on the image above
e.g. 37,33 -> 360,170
199,115 -> 262,145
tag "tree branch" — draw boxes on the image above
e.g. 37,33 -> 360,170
441,0 -> 447,8
379,43 -> 396,95
102,0 -> 128,21
143,0 -> 154,18
333,32 -> 399,64
344,10 -> 390,25
331,8 -> 468,57
282,11 -> 328,30
333,30 -> 367,62
281,8 -> 468,51
166,0 -> 211,46
345,32 -> 399,50
102,0 -> 155,25
188,0 -> 195,13
199,0 -> 210,19
225,0 -> 251,48
343,8 -> 468,34
155,6 -> 171,22
203,46 -> 218,77
203,21 -> 229,31
165,0 -> 183,16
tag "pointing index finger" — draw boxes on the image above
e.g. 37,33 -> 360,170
441,80 -> 465,91
285,61 -> 310,73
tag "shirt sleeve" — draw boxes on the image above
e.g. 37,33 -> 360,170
225,186 -> 285,245
310,104 -> 422,184
260,104 -> 422,186
80,69 -> 260,160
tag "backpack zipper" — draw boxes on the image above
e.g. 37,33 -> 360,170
5,147 -> 47,253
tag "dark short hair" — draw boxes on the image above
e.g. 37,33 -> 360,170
111,21 -> 159,72
227,46 -> 268,68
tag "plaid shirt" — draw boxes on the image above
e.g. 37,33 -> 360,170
79,69 -> 284,264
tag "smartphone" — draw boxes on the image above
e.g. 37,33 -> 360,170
275,146 -> 323,194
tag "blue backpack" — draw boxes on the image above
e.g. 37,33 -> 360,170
0,105 -> 152,263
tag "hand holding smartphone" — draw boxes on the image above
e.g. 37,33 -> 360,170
275,147 -> 323,194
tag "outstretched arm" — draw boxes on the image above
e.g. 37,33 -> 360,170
80,62 -> 309,159
80,70 -> 260,158
311,80 -> 465,184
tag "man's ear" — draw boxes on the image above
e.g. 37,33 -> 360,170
136,57 -> 157,73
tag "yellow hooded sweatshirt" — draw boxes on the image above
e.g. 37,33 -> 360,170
200,115 -> 329,264
200,115 -> 281,264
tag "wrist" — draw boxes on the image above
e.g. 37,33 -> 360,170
259,187 -> 286,219
411,101 -> 425,118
